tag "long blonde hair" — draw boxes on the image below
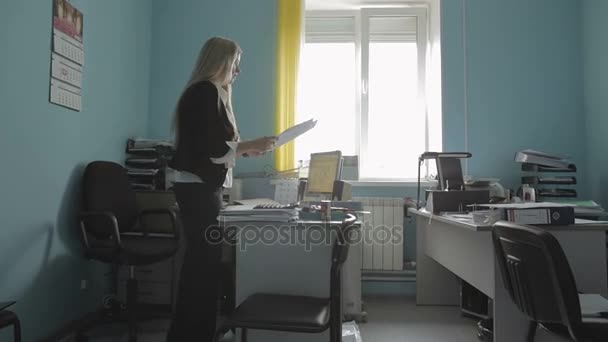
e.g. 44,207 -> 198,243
173,37 -> 242,141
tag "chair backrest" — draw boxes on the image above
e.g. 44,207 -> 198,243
329,214 -> 358,319
492,221 -> 582,333
82,161 -> 139,238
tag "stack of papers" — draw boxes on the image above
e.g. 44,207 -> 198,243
219,204 -> 299,222
128,137 -> 174,149
126,137 -> 175,156
547,199 -> 607,217
479,202 -> 573,209
126,168 -> 159,176
515,149 -> 573,168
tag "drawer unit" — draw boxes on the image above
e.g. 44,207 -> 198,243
117,280 -> 173,305
118,258 -> 174,283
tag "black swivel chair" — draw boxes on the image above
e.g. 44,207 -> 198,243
492,221 -> 608,342
0,302 -> 20,342
78,161 -> 179,342
217,214 -> 358,342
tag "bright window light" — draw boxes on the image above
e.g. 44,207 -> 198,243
296,42 -> 357,164
364,42 -> 424,179
296,9 -> 434,180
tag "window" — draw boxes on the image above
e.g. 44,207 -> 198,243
296,8 -> 439,181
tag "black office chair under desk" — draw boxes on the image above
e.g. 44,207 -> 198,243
78,161 -> 179,342
492,221 -> 608,342
217,214 -> 358,342
0,302 -> 20,342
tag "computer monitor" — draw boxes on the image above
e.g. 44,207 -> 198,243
436,157 -> 465,191
305,151 -> 343,199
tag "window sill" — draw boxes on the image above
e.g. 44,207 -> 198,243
348,180 -> 437,188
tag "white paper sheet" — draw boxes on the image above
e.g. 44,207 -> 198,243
579,294 -> 608,317
275,118 -> 317,148
480,202 -> 573,209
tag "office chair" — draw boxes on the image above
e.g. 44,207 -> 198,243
217,214 -> 358,342
492,221 -> 608,342
78,161 -> 179,342
0,302 -> 20,342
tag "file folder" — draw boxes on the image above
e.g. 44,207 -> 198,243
479,202 -> 575,225
505,206 -> 574,225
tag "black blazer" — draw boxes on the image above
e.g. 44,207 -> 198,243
170,80 -> 237,188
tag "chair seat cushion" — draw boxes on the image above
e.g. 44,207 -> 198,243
86,235 -> 178,265
224,293 -> 330,333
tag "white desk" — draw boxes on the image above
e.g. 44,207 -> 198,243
410,208 -> 608,342
224,219 -> 362,342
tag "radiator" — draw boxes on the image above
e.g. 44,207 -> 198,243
354,197 -> 404,271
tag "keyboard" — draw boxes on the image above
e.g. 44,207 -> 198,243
253,203 -> 298,210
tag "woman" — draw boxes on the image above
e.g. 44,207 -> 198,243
167,37 -> 276,342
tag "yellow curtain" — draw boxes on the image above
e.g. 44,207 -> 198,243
275,0 -> 303,171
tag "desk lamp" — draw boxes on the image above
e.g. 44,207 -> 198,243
416,152 -> 472,209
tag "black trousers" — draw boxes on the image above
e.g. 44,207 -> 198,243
167,182 -> 223,342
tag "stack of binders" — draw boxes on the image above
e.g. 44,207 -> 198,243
125,138 -> 175,190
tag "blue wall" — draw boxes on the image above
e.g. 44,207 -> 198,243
147,0 -> 278,174
582,0 -> 608,208
0,1 -> 151,340
443,0 -> 586,192
441,0 -> 467,155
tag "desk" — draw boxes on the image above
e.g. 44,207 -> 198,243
224,219 -> 362,342
410,208 -> 608,342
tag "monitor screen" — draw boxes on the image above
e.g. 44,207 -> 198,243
306,151 -> 342,196
436,157 -> 464,190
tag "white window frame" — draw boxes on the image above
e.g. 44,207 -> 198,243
303,6 -> 432,182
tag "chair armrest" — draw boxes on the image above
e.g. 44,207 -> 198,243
0,301 -> 16,311
335,213 -> 358,247
342,213 -> 358,234
138,208 -> 179,239
80,211 -> 122,249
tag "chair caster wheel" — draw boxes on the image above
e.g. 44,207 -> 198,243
102,294 -> 118,309
477,318 -> 493,342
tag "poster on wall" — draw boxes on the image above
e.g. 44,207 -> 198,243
49,0 -> 84,111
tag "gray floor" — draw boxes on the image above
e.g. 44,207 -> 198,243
83,295 -> 479,342
359,295 -> 478,342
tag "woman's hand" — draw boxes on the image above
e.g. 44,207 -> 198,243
238,136 -> 278,156
251,136 -> 278,153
